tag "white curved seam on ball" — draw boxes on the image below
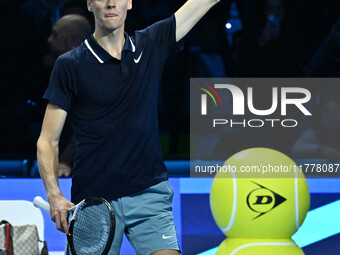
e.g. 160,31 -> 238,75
221,169 -> 237,232
231,242 -> 296,255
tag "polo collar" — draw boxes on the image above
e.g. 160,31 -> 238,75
84,32 -> 136,64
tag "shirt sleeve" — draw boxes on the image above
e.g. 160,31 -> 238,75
43,54 -> 77,113
145,14 -> 184,57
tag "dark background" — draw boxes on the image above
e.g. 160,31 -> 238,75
1,0 -> 339,160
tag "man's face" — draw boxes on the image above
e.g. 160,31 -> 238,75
48,20 -> 70,57
87,0 -> 132,32
265,0 -> 285,21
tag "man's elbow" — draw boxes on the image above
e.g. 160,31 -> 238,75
36,138 -> 46,156
36,137 -> 58,155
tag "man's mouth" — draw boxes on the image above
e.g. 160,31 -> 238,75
105,13 -> 118,18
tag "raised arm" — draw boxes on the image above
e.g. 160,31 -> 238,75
37,103 -> 74,234
175,0 -> 220,42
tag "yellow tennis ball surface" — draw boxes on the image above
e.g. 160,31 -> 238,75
210,148 -> 310,238
216,238 -> 305,255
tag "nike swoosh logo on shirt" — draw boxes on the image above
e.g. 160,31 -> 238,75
134,51 -> 143,63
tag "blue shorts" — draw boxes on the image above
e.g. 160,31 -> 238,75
65,181 -> 181,255
108,180 -> 181,255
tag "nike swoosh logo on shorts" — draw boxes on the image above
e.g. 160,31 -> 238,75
162,234 -> 173,239
134,51 -> 143,63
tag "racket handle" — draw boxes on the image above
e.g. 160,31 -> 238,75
33,196 -> 51,213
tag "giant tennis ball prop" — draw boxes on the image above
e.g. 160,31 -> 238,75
210,148 -> 310,239
216,238 -> 304,255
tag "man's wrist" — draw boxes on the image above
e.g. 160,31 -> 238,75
46,187 -> 63,201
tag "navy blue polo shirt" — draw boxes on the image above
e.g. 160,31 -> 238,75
44,15 -> 183,203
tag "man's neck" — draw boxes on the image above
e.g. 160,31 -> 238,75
93,26 -> 126,60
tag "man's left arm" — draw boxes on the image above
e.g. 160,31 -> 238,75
175,0 -> 221,42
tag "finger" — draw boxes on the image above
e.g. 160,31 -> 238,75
55,212 -> 65,233
60,210 -> 69,234
51,211 -> 56,223
58,167 -> 66,177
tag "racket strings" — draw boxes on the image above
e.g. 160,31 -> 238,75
71,202 -> 112,254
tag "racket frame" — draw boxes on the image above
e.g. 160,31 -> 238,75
33,196 -> 115,255
67,197 -> 115,255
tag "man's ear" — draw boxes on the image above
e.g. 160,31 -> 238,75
128,0 -> 132,10
87,0 -> 93,12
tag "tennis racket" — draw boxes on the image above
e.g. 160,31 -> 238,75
33,196 -> 115,255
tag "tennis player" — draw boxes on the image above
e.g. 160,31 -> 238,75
37,0 -> 221,254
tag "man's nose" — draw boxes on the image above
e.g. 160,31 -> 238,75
106,0 -> 116,8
